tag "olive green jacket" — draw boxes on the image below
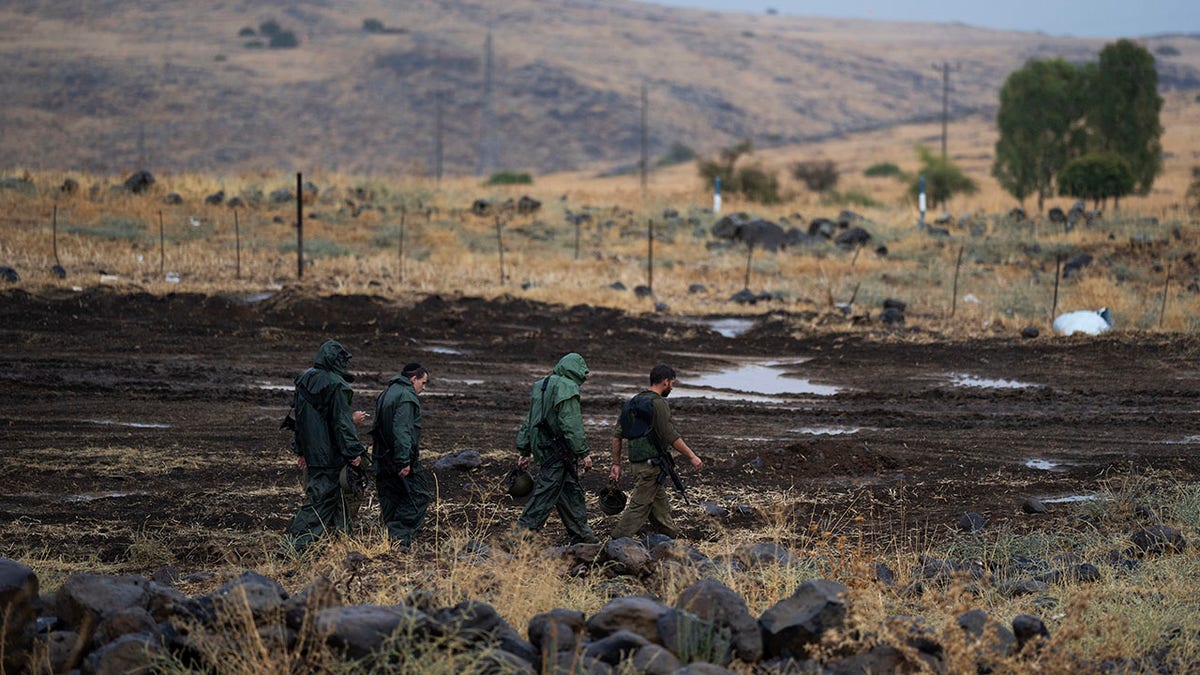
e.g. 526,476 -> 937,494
517,353 -> 590,464
371,374 -> 422,470
291,340 -> 365,468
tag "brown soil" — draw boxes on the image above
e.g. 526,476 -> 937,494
2,288 -> 1198,570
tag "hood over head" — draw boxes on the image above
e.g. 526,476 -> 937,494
553,352 -> 589,385
313,340 -> 355,381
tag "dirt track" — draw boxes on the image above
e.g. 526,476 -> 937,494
2,288 -> 1198,570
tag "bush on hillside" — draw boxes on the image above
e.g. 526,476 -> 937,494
485,171 -> 533,186
268,31 -> 299,49
791,159 -> 839,192
864,161 -> 902,178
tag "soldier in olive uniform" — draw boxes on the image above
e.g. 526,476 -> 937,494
371,363 -> 432,548
286,340 -> 368,551
515,353 -> 599,544
609,364 -> 703,540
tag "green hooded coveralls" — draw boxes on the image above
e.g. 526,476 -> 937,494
371,374 -> 431,546
286,340 -> 366,550
515,353 -> 598,544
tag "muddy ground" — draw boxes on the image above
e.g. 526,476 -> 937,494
2,288 -> 1198,571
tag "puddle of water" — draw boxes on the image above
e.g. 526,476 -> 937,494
703,318 -> 756,338
1162,435 -> 1200,445
687,362 -> 841,397
64,491 -> 150,503
669,388 -> 786,404
1042,494 -> 1098,504
585,418 -> 615,427
1024,458 -> 1074,472
792,426 -> 863,436
257,382 -> 293,391
947,372 -> 1039,389
240,292 -> 275,303
424,346 -> 463,355
86,419 -> 172,429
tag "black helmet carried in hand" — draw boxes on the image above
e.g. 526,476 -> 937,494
507,468 -> 534,499
599,481 -> 627,516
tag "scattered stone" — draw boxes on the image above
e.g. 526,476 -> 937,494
734,543 -> 796,568
269,188 -> 294,204
586,596 -> 670,643
759,580 -> 847,660
634,285 -> 653,298
730,289 -> 758,304
834,226 -> 871,250
1129,525 -> 1186,555
676,578 -> 762,663
162,193 -> 183,205
0,558 -> 40,672
1011,614 -> 1050,652
1020,326 -> 1040,339
873,563 -> 895,587
609,281 -> 627,291
61,178 -> 79,194
958,512 -> 987,533
123,170 -> 155,194
998,579 -> 1050,597
1022,497 -> 1047,514
85,632 -> 166,675
631,643 -> 681,675
598,538 -> 651,577
654,301 -> 669,312
1062,253 -> 1094,278
878,307 -> 905,325
687,283 -> 707,294
313,604 -> 437,659
0,266 -> 19,283
205,191 -> 225,205
432,450 -> 483,471
703,502 -> 729,517
584,629 -> 650,665
528,608 -> 585,654
517,195 -> 541,214
1047,207 -> 1066,223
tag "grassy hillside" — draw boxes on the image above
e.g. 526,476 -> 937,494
2,0 -> 1198,176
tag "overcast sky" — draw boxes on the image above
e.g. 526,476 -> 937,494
642,0 -> 1198,38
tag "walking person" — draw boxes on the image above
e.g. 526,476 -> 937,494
514,352 -> 599,544
608,364 -> 703,540
286,340 -> 368,552
371,363 -> 432,548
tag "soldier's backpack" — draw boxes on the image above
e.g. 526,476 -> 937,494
618,394 -> 655,440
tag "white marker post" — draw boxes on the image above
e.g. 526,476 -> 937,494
918,175 -> 927,229
713,176 -> 722,214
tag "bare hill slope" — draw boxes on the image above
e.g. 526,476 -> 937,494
2,0 -> 1198,176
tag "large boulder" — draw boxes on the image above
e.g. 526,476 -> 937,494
834,226 -> 871,250
432,450 -> 483,471
657,608 -> 733,666
587,596 -> 671,643
123,170 -> 155,194
210,571 -> 288,622
759,580 -> 847,660
675,578 -> 762,663
313,604 -> 439,659
957,608 -> 1016,667
1130,525 -> 1187,555
631,643 -> 681,674
528,608 -> 586,655
584,629 -> 651,665
439,600 -> 534,662
599,538 -> 651,577
85,632 -> 166,675
0,558 -> 40,673
56,574 -> 150,638
733,542 -> 797,569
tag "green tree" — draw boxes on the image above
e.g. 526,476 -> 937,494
992,58 -> 1088,211
908,145 -> 977,210
1087,39 -> 1164,196
1057,152 -> 1136,210
697,139 -> 780,203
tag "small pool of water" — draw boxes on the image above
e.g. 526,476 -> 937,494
257,382 -> 293,391
686,361 -> 841,397
64,491 -> 150,503
947,372 -> 1039,389
1042,494 -> 1098,504
424,346 -> 464,355
704,318 -> 756,338
1024,458 -> 1074,472
240,292 -> 275,303
86,419 -> 172,429
792,426 -> 864,436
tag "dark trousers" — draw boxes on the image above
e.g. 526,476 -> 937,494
377,463 -> 432,546
517,458 -> 597,544
287,467 -> 353,550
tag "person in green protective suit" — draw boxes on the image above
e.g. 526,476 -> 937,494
608,364 -> 703,540
515,352 -> 599,544
286,340 -> 368,551
370,363 -> 432,548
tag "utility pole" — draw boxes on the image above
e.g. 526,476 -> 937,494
434,90 -> 444,189
932,62 -> 959,160
640,82 -> 648,201
477,31 -> 498,175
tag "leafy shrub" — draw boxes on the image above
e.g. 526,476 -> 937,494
258,20 -> 281,36
907,145 -> 978,209
484,171 -> 533,186
791,159 -> 838,192
363,18 -> 385,32
237,26 -> 256,37
268,31 -> 299,49
736,166 -> 781,204
656,142 -> 696,167
243,40 -> 264,49
864,162 -> 902,178
1057,152 -> 1135,207
1155,44 -> 1180,57
278,237 -> 347,258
